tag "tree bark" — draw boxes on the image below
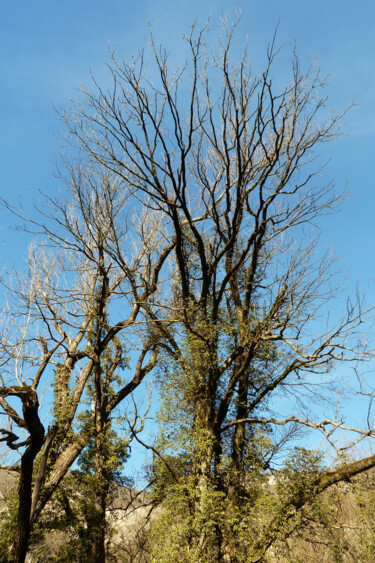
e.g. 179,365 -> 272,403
13,389 -> 45,563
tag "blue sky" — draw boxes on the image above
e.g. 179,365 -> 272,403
1,1 -> 375,478
1,1 -> 375,281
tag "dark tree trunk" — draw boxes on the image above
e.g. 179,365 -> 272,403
13,389 -> 45,563
90,478 -> 109,563
89,373 -> 110,563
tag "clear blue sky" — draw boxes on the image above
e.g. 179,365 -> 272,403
1,1 -> 375,478
1,1 -> 374,281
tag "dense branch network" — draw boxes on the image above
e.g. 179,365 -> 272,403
0,17 -> 374,562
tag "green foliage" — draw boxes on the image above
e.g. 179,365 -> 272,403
0,484 -> 18,562
148,446 -> 332,562
34,288 -> 131,561
33,471 -> 104,562
149,476 -> 225,562
278,448 -> 326,498
149,297 -> 283,560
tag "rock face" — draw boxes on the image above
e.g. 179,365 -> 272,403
108,486 -> 156,562
0,468 -> 18,511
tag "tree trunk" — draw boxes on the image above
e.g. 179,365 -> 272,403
13,390 -> 45,563
89,392 -> 110,563
193,397 -> 223,562
90,486 -> 108,563
89,462 -> 109,563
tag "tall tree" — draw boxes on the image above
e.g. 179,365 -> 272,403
59,18 -> 375,561
2,16 -> 375,562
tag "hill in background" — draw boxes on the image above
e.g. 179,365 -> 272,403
1,466 -> 375,562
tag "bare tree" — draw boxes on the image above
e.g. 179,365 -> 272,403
56,18 -> 375,561
0,164 -> 173,561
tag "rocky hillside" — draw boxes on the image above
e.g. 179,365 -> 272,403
0,468 -> 154,562
1,467 -> 375,562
